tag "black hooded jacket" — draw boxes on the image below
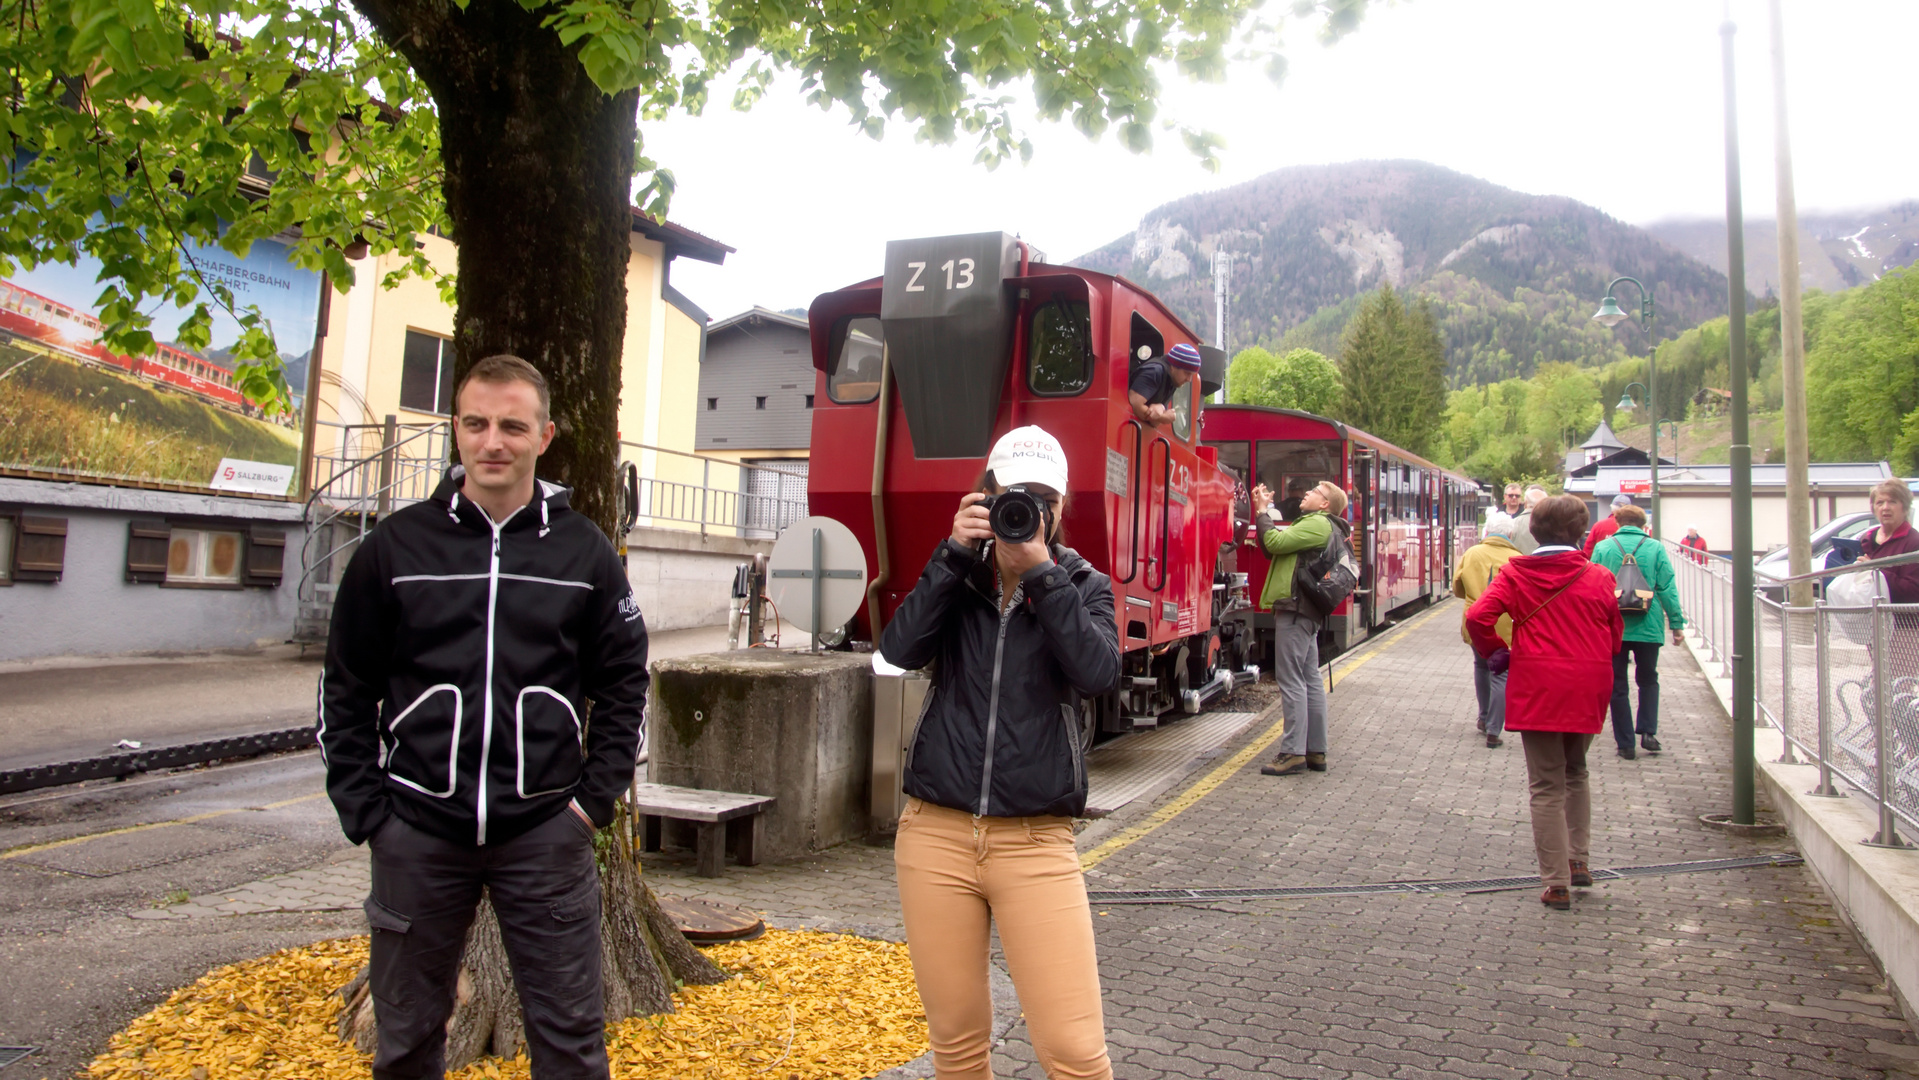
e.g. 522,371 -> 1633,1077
319,469 -> 649,847
880,538 -> 1121,818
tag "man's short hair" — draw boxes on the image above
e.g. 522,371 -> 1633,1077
1315,481 -> 1349,516
457,354 -> 551,422
1483,512 -> 1518,540
1613,504 -> 1648,529
1524,485 -> 1550,509
1529,495 -> 1589,547
1610,494 -> 1635,509
1504,483 -> 1523,496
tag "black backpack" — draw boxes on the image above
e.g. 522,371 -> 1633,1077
1294,518 -> 1359,619
1613,536 -> 1654,615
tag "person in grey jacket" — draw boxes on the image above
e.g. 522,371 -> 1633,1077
1512,485 -> 1550,555
878,425 -> 1120,1080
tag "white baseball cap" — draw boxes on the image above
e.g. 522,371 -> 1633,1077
987,425 -> 1069,493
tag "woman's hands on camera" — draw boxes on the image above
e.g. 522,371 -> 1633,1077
952,493 -> 994,551
994,533 -> 1051,579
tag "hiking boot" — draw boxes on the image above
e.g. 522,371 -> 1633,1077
1306,753 -> 1328,772
1541,886 -> 1572,911
1640,734 -> 1662,753
1485,735 -> 1503,748
1569,860 -> 1593,888
1262,754 -> 1309,776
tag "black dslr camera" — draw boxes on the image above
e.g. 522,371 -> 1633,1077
982,485 -> 1052,545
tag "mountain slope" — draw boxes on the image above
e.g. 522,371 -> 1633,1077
1644,202 -> 1919,296
1070,160 -> 1735,383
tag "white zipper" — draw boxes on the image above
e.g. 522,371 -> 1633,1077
976,584 -> 1022,816
473,502 -> 523,846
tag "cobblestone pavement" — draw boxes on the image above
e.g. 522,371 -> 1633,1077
642,601 -> 1919,1079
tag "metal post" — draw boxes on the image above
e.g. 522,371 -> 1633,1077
1810,601 -> 1841,797
1724,15 -> 1757,824
1865,598 -> 1910,847
375,413 -> 397,518
810,527 -> 824,654
701,459 -> 710,539
1776,604 -> 1798,763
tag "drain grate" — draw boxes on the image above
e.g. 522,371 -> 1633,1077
0,1048 -> 39,1070
1085,852 -> 1804,905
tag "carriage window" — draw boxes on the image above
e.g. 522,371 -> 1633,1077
827,316 -> 883,404
1207,440 -> 1252,522
1255,440 -> 1341,521
1028,299 -> 1093,396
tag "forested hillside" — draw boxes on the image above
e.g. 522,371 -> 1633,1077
1071,160 -> 1735,386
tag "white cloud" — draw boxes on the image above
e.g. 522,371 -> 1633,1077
649,0 -> 1916,320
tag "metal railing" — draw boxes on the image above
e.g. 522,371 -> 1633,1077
1673,541 -> 1919,847
296,418 -> 453,626
617,441 -> 807,539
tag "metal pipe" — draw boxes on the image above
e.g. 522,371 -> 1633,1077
864,343 -> 894,643
1777,602 -> 1798,763
1865,597 -> 1910,847
1810,601 -> 1841,797
1723,14 -> 1758,825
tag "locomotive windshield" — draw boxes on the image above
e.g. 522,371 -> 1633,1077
828,316 -> 884,404
1027,299 -> 1093,396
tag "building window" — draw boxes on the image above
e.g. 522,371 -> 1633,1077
755,396 -> 767,410
804,394 -> 815,409
400,330 -> 454,415
707,398 -> 718,411
167,527 -> 245,587
0,516 -> 13,585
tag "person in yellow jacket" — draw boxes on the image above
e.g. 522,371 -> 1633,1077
1453,512 -> 1521,748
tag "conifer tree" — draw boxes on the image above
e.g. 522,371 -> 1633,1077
1337,285 -> 1447,456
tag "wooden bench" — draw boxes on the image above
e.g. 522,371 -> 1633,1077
631,783 -> 775,878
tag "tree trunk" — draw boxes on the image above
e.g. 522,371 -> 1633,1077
350,0 -> 639,535
331,5 -> 724,1067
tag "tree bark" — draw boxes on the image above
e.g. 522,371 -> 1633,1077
331,5 -> 725,1067
349,0 -> 639,535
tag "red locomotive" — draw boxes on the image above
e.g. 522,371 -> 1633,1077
806,231 -> 1479,738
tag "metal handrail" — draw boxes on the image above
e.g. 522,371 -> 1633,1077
297,420 -> 452,606
615,439 -> 808,539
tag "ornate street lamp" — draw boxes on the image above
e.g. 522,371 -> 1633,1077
1594,277 -> 1659,536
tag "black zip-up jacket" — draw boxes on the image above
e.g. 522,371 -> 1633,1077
319,470 -> 648,847
880,538 -> 1120,818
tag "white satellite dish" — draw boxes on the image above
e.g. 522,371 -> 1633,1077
767,516 -> 869,651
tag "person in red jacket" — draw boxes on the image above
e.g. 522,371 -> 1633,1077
1581,494 -> 1635,557
1468,495 -> 1624,911
1680,526 -> 1709,565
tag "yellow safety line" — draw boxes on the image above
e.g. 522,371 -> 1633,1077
0,791 -> 327,859
1079,601 -> 1451,872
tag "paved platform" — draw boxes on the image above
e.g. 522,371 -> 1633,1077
27,598 -> 1919,1078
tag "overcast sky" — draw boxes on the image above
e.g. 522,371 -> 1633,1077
647,0 -> 1917,322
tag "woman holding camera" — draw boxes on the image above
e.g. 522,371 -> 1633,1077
880,425 -> 1121,1080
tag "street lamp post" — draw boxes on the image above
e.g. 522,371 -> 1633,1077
1595,278 -> 1659,537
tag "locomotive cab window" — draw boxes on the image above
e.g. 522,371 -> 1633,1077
1027,298 -> 1093,396
1128,312 -> 1164,367
1206,441 -> 1252,523
827,316 -> 884,404
1168,380 -> 1195,442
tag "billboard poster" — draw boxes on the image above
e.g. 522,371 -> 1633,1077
0,236 -> 324,496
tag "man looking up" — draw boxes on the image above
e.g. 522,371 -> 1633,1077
321,354 -> 649,1080
1129,342 -> 1203,427
1250,480 -> 1350,777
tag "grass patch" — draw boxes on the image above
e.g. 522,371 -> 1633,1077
0,345 -> 297,485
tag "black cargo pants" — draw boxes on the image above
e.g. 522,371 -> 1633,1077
364,809 -> 606,1080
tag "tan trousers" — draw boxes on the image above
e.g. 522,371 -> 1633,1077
894,798 -> 1113,1080
1520,731 -> 1594,889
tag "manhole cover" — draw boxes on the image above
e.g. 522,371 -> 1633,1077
659,896 -> 765,943
0,1047 -> 39,1070
12,824 -> 270,878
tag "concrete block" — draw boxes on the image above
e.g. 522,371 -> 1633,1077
649,650 -> 873,862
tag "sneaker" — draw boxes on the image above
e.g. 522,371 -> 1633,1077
1306,753 -> 1328,772
1262,754 -> 1309,776
1617,746 -> 1637,760
1485,735 -> 1503,748
1541,886 -> 1572,911
1640,735 -> 1662,753
1569,860 -> 1593,887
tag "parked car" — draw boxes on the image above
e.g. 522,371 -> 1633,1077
1753,511 -> 1875,599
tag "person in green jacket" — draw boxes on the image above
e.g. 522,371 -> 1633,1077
1249,480 -> 1349,776
1589,505 -> 1686,759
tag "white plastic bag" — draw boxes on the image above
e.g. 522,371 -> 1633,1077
1828,566 -> 1891,644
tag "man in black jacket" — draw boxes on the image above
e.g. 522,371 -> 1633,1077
321,354 -> 648,1080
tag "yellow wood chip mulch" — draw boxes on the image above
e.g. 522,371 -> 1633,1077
86,929 -> 928,1080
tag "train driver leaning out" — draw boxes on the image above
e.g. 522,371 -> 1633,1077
1128,342 -> 1203,427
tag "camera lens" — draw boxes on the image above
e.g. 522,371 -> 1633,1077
989,488 -> 1043,544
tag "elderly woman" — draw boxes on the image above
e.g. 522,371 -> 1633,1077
1859,479 -> 1919,602
1453,512 -> 1522,748
1467,496 -> 1623,911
